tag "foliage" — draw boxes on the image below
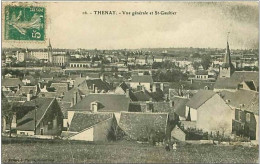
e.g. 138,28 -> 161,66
153,70 -> 188,82
152,61 -> 178,69
192,61 -> 201,70
201,55 -> 212,70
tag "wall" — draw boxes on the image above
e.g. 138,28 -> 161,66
114,87 -> 125,94
35,100 -> 63,136
93,118 -> 114,141
130,82 -> 151,91
219,67 -> 231,78
196,94 -> 233,135
67,111 -> 75,125
70,128 -> 94,141
17,130 -> 34,136
171,127 -> 186,141
185,106 -> 197,121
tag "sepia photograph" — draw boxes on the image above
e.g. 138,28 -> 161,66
1,1 -> 259,163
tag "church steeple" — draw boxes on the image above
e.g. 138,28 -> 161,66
223,32 -> 231,65
48,39 -> 52,48
47,38 -> 53,63
219,32 -> 235,78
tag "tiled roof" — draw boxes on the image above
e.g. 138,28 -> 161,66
186,90 -> 216,109
214,71 -> 258,90
118,82 -> 138,101
244,81 -> 256,91
62,87 -> 85,102
15,86 -> 38,96
133,90 -> 151,102
2,78 -> 23,87
69,112 -> 113,132
195,70 -> 208,75
77,79 -> 112,92
119,112 -> 168,140
172,97 -> 189,118
70,93 -> 130,112
220,90 -> 259,115
131,75 -> 153,83
16,98 -> 55,131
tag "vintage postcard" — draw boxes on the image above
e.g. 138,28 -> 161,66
1,1 -> 259,163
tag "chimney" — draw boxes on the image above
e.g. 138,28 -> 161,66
160,83 -> 164,91
70,98 -> 74,107
27,92 -> 32,101
126,89 -> 130,98
17,84 -> 21,90
92,84 -> 95,92
73,92 -> 77,105
91,102 -> 98,112
11,112 -> 17,128
169,100 -> 173,107
80,73 -> 82,78
100,74 -> 104,81
95,87 -> 98,93
152,83 -> 156,92
190,79 -> 193,84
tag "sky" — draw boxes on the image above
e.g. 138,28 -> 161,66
2,1 -> 259,50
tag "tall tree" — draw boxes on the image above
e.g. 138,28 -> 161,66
1,93 -> 13,137
201,55 -> 212,70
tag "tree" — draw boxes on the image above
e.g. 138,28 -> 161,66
1,94 -> 13,137
192,61 -> 201,70
201,55 -> 212,70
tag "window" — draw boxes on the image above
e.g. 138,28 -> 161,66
246,113 -> 250,122
20,132 -> 25,135
239,111 -> 242,121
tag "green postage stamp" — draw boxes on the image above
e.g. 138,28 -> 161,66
4,5 -> 45,41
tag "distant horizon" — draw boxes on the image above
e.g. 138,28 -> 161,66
2,2 -> 258,50
2,45 -> 259,51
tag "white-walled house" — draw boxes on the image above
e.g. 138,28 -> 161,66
129,75 -> 153,91
185,90 -> 233,135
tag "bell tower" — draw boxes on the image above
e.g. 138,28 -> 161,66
219,33 -> 235,78
47,39 -> 53,63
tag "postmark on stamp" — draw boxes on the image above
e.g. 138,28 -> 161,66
4,5 -> 45,41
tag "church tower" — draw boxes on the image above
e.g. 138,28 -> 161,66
219,33 -> 235,78
47,39 -> 53,63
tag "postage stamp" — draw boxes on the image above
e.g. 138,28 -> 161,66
4,5 -> 45,41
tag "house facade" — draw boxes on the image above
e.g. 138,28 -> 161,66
185,90 -> 233,135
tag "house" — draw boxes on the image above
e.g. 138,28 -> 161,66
66,93 -> 130,127
119,112 -> 168,141
129,75 -> 153,92
13,98 -> 63,136
220,90 -> 259,141
50,82 -> 69,97
128,101 -> 175,122
22,75 -> 37,85
185,90 -> 233,135
171,125 -> 186,141
194,70 -> 209,80
67,112 -> 117,141
15,85 -> 39,98
114,82 -> 138,101
76,78 -> 112,94
172,96 -> 189,121
2,78 -> 24,92
214,71 -> 259,92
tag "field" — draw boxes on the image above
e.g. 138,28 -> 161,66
2,138 -> 259,163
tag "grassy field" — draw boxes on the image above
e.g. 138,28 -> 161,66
2,138 -> 259,163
